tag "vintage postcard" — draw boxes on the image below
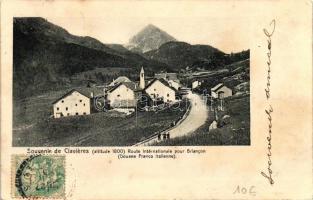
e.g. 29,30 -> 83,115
11,17 -> 250,147
1,0 -> 312,199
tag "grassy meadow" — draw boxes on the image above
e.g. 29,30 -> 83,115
153,94 -> 250,146
13,90 -> 188,146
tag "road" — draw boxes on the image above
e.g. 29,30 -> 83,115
135,92 -> 208,146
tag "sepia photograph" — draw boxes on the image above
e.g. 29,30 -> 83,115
13,17 -> 250,147
1,0 -> 312,199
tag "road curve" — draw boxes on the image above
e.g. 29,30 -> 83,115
135,92 -> 208,146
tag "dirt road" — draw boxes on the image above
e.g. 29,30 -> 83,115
135,92 -> 208,146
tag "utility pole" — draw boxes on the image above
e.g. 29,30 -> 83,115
214,107 -> 218,121
220,95 -> 224,111
210,95 -> 213,111
135,101 -> 138,126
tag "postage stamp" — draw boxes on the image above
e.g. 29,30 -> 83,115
12,155 -> 65,199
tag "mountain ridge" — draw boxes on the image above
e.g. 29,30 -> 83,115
145,41 -> 226,70
145,41 -> 250,71
13,17 -> 249,99
13,18 -> 169,98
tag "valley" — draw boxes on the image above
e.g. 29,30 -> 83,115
13,17 -> 250,146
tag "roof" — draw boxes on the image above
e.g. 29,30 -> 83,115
52,87 -> 106,104
168,79 -> 180,84
109,76 -> 131,86
144,78 -> 177,92
107,82 -> 138,93
52,89 -> 90,104
79,87 -> 105,97
123,82 -> 138,91
211,83 -> 228,92
154,73 -> 178,81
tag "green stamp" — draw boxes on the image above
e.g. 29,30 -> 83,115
12,155 -> 65,198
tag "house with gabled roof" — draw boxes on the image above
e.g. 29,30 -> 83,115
52,87 -> 107,118
192,80 -> 202,89
168,79 -> 181,90
211,83 -> 232,99
106,82 -> 137,108
154,72 -> 179,82
109,76 -> 132,87
52,89 -> 91,118
144,78 -> 178,104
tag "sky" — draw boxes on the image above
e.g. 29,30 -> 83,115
44,1 -> 254,53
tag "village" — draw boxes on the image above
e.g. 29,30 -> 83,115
13,18 -> 250,147
53,67 -> 232,118
51,66 -> 235,145
53,67 -> 180,118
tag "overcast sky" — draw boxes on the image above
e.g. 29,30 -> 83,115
45,1 -> 254,53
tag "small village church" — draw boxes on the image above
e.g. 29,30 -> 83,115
139,66 -> 145,89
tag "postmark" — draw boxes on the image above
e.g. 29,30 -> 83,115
12,155 -> 65,199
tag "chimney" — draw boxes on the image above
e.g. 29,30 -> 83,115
90,92 -> 94,98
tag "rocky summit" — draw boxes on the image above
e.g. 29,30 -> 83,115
126,24 -> 176,53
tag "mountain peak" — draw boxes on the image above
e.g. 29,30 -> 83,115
126,24 -> 176,53
143,24 -> 160,30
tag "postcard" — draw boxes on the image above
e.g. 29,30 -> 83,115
1,0 -> 312,199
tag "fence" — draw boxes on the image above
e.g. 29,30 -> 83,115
132,100 -> 192,146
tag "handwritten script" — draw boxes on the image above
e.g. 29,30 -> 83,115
261,19 -> 275,185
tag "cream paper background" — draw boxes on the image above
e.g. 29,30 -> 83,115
1,0 -> 312,199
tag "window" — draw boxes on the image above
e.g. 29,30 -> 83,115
218,91 -> 225,99
79,100 -> 82,102
167,93 -> 170,97
66,107 -> 68,111
83,112 -> 86,115
154,88 -> 156,91
75,113 -> 78,115
67,113 -> 70,116
83,103 -> 85,106
75,104 -> 77,106
61,100 -> 64,103
57,107 -> 59,111
117,94 -> 120,97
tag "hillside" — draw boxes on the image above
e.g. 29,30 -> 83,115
13,18 -> 249,99
189,58 -> 250,96
145,41 -> 249,71
106,43 -> 130,53
13,88 -> 188,146
145,41 -> 226,71
13,18 -> 168,98
126,24 -> 177,53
